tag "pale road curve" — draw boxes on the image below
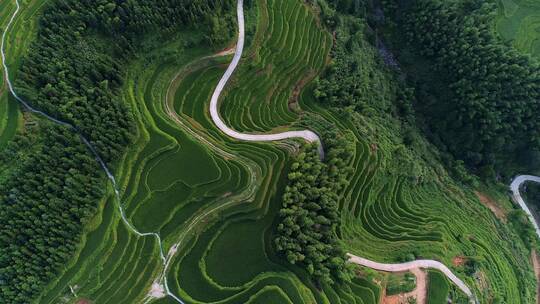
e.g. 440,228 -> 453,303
209,0 -> 324,157
210,0 -> 476,303
510,175 -> 540,238
347,254 -> 475,303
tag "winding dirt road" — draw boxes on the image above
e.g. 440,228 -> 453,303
348,254 -> 474,303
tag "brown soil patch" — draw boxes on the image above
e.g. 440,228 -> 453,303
288,70 -> 317,110
370,143 -> 378,154
475,191 -> 506,221
532,250 -> 540,304
214,44 -> 236,57
76,299 -> 91,304
382,269 -> 427,304
452,256 -> 467,267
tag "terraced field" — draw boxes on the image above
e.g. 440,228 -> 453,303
427,270 -> 450,303
300,91 -> 536,302
497,0 -> 540,58
220,0 -> 331,133
2,0 -> 537,303
33,1 -> 380,303
0,0 -> 47,148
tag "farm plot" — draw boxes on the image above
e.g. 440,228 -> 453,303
9,0 -> 536,303
427,270 -> 450,304
0,0 -> 48,148
35,39 -> 255,303
3,0 -> 377,303
166,60 -> 381,304
497,0 -> 540,58
220,0 -> 331,133
33,0 -> 337,301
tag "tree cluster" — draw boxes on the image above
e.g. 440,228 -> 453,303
400,0 -> 540,175
1,0 -> 235,302
274,130 -> 354,285
524,183 -> 540,210
313,14 -> 397,117
16,0 -> 235,162
0,125 -> 104,303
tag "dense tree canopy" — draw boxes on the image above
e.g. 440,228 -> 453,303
275,130 -> 354,284
0,125 -> 104,302
320,0 -> 540,178
16,0 -> 235,162
398,0 -> 540,176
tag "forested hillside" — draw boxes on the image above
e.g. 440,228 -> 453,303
1,0 -> 234,302
16,0 -> 235,161
0,125 -> 104,303
307,0 -> 537,301
275,130 -> 354,284
383,0 -> 540,178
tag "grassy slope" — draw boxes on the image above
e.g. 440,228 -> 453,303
36,1 -> 371,303
298,15 -> 535,300
301,90 -> 535,303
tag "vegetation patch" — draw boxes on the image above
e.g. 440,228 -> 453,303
427,270 -> 449,304
385,272 -> 416,296
275,130 -> 354,285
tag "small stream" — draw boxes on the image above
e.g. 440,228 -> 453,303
1,1 -> 181,303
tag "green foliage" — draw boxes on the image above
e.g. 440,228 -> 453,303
275,130 -> 354,285
496,0 -> 540,58
508,209 -> 537,249
427,270 -> 450,304
0,124 -> 104,303
16,0 -> 235,162
398,0 -> 540,175
0,0 -> 235,303
314,16 -> 395,115
385,272 -> 416,296
523,182 -> 540,208
306,2 -> 537,302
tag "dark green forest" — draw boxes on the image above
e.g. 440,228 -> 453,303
275,130 -> 354,285
0,125 -> 104,302
524,183 -> 540,209
16,0 -> 235,162
0,0 -> 234,302
317,0 -> 540,180
316,0 -> 540,180
385,0 -> 540,178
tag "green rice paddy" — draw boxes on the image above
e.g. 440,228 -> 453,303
1,0 -> 537,303
0,0 -> 48,148
497,0 -> 540,58
427,270 -> 450,303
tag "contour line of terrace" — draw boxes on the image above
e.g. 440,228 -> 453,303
209,0 -> 324,157
1,1 -> 184,303
209,0 -> 476,303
